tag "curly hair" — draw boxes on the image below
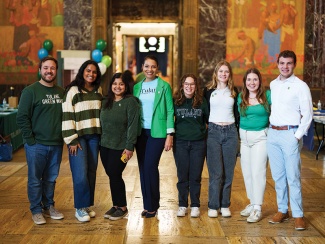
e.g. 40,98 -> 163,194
65,60 -> 101,94
240,68 -> 270,116
205,60 -> 236,98
173,73 -> 203,108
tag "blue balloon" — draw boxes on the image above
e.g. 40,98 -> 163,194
38,48 -> 49,60
91,49 -> 103,63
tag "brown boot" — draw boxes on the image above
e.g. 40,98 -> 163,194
269,212 -> 289,224
294,217 -> 306,231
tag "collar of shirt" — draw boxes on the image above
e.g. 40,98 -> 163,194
276,74 -> 297,83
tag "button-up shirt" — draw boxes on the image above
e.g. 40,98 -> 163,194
269,74 -> 313,139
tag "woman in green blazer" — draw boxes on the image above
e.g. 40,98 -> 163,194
133,55 -> 174,218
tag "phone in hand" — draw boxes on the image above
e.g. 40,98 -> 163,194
120,153 -> 128,163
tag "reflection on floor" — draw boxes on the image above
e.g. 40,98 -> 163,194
0,146 -> 324,243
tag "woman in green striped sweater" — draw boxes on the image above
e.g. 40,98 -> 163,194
62,60 -> 103,222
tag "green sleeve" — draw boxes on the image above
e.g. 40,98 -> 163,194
165,83 -> 175,133
16,88 -> 36,145
266,90 -> 271,105
125,98 -> 140,151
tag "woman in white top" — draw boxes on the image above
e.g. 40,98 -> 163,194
204,60 -> 239,218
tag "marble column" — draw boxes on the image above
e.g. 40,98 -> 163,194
198,0 -> 227,84
304,0 -> 325,100
64,0 -> 92,50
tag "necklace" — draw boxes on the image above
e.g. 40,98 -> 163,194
249,97 -> 257,99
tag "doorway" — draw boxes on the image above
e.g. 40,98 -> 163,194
113,23 -> 178,88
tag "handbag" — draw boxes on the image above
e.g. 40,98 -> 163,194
0,134 -> 13,162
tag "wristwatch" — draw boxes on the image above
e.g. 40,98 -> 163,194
167,133 -> 175,136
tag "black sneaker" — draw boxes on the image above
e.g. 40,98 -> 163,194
104,207 -> 117,219
108,208 -> 128,221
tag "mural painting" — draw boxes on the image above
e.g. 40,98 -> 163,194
226,0 -> 305,86
0,0 -> 64,85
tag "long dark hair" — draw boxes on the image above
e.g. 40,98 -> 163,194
65,60 -> 102,93
173,73 -> 203,108
103,71 -> 133,109
240,68 -> 270,116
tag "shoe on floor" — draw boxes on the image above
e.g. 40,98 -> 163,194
104,207 -> 117,219
247,209 -> 262,223
177,207 -> 187,217
145,211 -> 157,218
86,207 -> 96,218
220,207 -> 231,217
208,209 -> 218,218
43,205 -> 64,220
240,204 -> 253,217
75,208 -> 90,222
190,207 -> 200,218
294,217 -> 306,231
32,213 -> 46,225
269,212 -> 289,224
109,208 -> 128,221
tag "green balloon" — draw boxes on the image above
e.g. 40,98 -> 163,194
101,55 -> 112,67
37,70 -> 41,80
96,39 -> 107,51
43,40 -> 53,51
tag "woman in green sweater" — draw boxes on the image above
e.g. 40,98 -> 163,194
173,73 -> 209,218
100,72 -> 140,221
237,68 -> 271,223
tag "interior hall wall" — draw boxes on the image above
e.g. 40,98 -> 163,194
63,0 -> 92,50
304,0 -> 325,102
198,0 -> 325,105
0,0 -> 64,102
198,0 -> 227,84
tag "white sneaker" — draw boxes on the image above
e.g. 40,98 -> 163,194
190,207 -> 200,218
220,207 -> 231,217
75,208 -> 90,222
177,207 -> 187,217
86,207 -> 96,218
247,209 -> 262,223
208,209 -> 218,218
240,204 -> 253,217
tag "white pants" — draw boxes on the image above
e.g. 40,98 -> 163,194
239,128 -> 268,206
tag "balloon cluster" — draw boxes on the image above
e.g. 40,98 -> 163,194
91,39 -> 111,75
37,39 -> 54,79
38,39 -> 53,60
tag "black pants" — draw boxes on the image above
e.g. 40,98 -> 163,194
100,146 -> 127,207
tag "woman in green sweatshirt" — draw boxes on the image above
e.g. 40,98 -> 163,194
173,73 -> 209,218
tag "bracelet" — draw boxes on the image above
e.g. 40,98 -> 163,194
167,133 -> 174,136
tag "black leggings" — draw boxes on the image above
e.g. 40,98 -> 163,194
100,146 -> 127,207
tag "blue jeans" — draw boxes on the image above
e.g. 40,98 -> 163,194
135,129 -> 165,212
24,143 -> 63,214
206,123 -> 238,210
69,134 -> 99,209
173,139 -> 206,207
267,127 -> 304,217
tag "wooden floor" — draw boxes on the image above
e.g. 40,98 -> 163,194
0,145 -> 324,244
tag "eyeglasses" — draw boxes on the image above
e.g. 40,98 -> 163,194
184,82 -> 196,87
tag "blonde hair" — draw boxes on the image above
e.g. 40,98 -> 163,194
206,60 -> 236,98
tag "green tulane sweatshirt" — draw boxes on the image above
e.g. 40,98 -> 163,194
174,97 -> 209,141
